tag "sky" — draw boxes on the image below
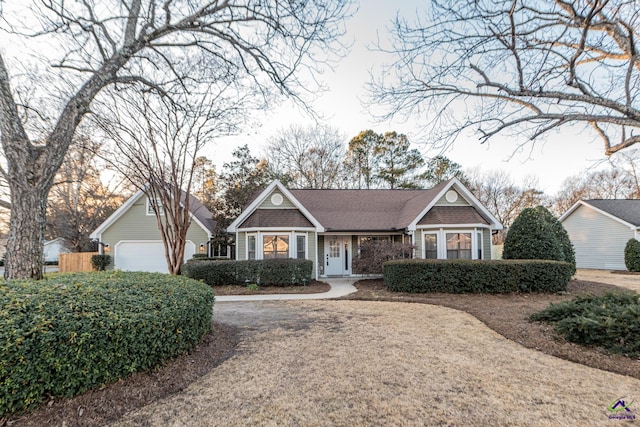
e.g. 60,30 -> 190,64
203,0 -> 610,195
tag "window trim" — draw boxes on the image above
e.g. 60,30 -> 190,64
445,231 -> 472,260
423,232 -> 438,259
146,197 -> 164,216
295,233 -> 307,260
247,233 -> 257,260
262,234 -> 290,259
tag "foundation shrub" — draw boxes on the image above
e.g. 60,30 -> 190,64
625,238 -> 640,272
383,259 -> 572,293
0,271 -> 214,417
182,258 -> 313,286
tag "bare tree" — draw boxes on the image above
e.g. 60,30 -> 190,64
46,134 -> 126,252
0,0 -> 352,279
264,124 -> 346,189
371,1 -> 640,156
467,168 -> 545,243
95,89 -> 228,275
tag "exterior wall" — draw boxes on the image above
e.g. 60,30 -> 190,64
258,191 -> 296,209
434,190 -> 469,206
563,205 -> 634,270
317,235 -> 325,276
483,229 -> 492,260
236,231 -> 247,260
101,195 -> 210,253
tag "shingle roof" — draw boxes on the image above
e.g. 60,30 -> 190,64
240,209 -> 314,228
183,192 -> 216,233
289,181 -> 450,231
418,206 -> 489,225
584,199 -> 640,227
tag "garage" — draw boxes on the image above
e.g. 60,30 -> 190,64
114,241 -> 196,273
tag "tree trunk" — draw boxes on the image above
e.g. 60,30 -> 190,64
4,186 -> 49,280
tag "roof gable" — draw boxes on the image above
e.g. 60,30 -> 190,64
561,199 -> 640,228
90,189 -> 216,239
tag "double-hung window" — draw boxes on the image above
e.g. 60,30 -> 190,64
446,233 -> 472,259
263,235 -> 289,259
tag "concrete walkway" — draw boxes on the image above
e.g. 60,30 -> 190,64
214,278 -> 359,302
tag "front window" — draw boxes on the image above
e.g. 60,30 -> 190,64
446,233 -> 471,259
296,235 -> 306,259
424,234 -> 438,259
263,235 -> 289,259
247,235 -> 256,260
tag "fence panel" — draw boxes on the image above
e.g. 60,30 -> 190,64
59,252 -> 98,272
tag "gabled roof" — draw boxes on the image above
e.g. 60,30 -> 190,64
90,189 -> 216,239
229,178 -> 502,232
560,199 -> 640,228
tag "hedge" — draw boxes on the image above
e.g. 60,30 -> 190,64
625,238 -> 640,272
182,258 -> 313,286
384,259 -> 573,293
0,271 -> 215,417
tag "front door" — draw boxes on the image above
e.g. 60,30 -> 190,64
324,236 -> 350,276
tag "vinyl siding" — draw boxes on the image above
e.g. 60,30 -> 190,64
259,191 -> 296,209
101,196 -> 210,252
434,190 -> 469,206
483,229 -> 491,260
236,232 -> 247,260
563,204 -> 634,270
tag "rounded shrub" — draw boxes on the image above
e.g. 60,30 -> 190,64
503,206 -> 576,274
625,238 -> 640,272
0,271 -> 215,417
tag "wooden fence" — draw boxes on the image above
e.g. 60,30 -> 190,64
59,252 -> 98,273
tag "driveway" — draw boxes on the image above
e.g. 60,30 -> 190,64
112,300 -> 640,426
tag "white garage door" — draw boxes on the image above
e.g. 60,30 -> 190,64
114,241 -> 196,273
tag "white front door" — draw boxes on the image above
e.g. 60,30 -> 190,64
324,236 -> 350,276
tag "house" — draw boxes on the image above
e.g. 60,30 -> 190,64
90,190 -> 216,273
227,178 -> 503,279
43,237 -> 69,262
560,199 -> 640,270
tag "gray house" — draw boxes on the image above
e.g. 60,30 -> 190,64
560,199 -> 640,270
227,178 -> 503,279
90,190 -> 215,273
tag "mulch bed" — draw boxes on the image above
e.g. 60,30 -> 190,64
6,278 -> 640,426
212,280 -> 330,296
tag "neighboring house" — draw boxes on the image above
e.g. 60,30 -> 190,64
227,178 -> 503,279
560,199 -> 640,270
90,190 -> 216,273
43,237 -> 69,262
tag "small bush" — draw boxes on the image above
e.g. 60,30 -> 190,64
0,271 -> 215,417
182,258 -> 313,286
90,254 -> 111,271
352,240 -> 414,275
384,259 -> 573,294
531,291 -> 640,357
625,238 -> 640,272
503,206 -> 576,274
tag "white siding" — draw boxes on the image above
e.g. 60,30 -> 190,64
563,204 -> 634,270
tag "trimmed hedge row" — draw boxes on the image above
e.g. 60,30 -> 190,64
384,259 -> 573,293
182,258 -> 313,286
0,271 -> 215,417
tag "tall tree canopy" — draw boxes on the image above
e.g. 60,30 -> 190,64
0,0 -> 353,279
264,124 -> 345,189
371,0 -> 640,156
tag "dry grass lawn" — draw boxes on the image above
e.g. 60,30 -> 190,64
112,300 -> 640,427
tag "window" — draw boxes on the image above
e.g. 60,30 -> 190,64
424,234 -> 438,259
146,197 -> 164,216
247,235 -> 256,260
296,235 -> 306,259
477,231 -> 483,260
263,235 -> 289,259
446,233 -> 472,259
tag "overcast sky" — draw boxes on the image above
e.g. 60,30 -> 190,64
205,0 -> 610,195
